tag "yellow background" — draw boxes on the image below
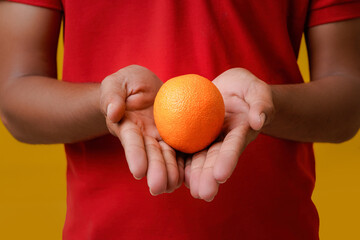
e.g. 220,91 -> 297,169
0,30 -> 359,239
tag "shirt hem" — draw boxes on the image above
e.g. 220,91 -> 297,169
5,0 -> 63,11
307,1 -> 360,27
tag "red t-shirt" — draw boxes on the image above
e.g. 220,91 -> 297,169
9,0 -> 360,239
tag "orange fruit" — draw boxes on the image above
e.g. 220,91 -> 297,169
154,74 -> 225,153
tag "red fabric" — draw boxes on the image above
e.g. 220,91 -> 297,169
6,0 -> 360,239
308,0 -> 360,27
7,0 -> 62,10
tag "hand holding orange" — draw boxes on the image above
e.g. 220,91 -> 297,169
154,74 -> 225,153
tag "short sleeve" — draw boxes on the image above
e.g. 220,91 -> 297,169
307,0 -> 360,27
6,0 -> 62,11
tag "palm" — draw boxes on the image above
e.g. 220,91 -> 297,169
124,99 -> 159,139
222,95 -> 251,135
101,65 -> 184,196
185,68 -> 273,201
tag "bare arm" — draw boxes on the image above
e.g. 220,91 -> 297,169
0,2 -> 184,194
0,2 -> 108,144
263,18 -> 360,143
186,18 -> 360,202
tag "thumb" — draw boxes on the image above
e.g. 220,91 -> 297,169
106,101 -> 126,123
100,76 -> 127,123
246,83 -> 274,131
248,104 -> 270,131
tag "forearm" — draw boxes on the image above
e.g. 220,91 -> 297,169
263,76 -> 360,143
0,76 -> 108,144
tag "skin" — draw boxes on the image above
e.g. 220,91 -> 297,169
185,19 -> 360,201
0,2 -> 183,195
0,2 -> 359,200
100,65 -> 185,194
185,69 -> 273,200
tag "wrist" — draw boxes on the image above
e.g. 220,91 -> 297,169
260,84 -> 280,134
85,82 -> 110,137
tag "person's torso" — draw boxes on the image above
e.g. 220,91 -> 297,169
61,1 -> 319,239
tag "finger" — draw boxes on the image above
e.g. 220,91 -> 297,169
246,81 -> 274,131
184,156 -> 192,189
158,141 -> 179,193
106,118 -> 119,137
199,142 -> 222,202
176,154 -> 185,189
100,75 -> 127,123
213,68 -> 274,131
190,150 -> 207,199
145,136 -> 167,196
118,119 -> 147,179
213,125 -> 249,184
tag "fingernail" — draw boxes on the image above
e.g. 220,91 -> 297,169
133,175 -> 141,180
217,179 -> 227,184
149,188 -> 158,196
107,103 -> 114,118
205,197 -> 214,202
259,113 -> 266,127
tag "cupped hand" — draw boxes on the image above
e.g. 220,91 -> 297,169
184,68 -> 275,201
100,65 -> 184,195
